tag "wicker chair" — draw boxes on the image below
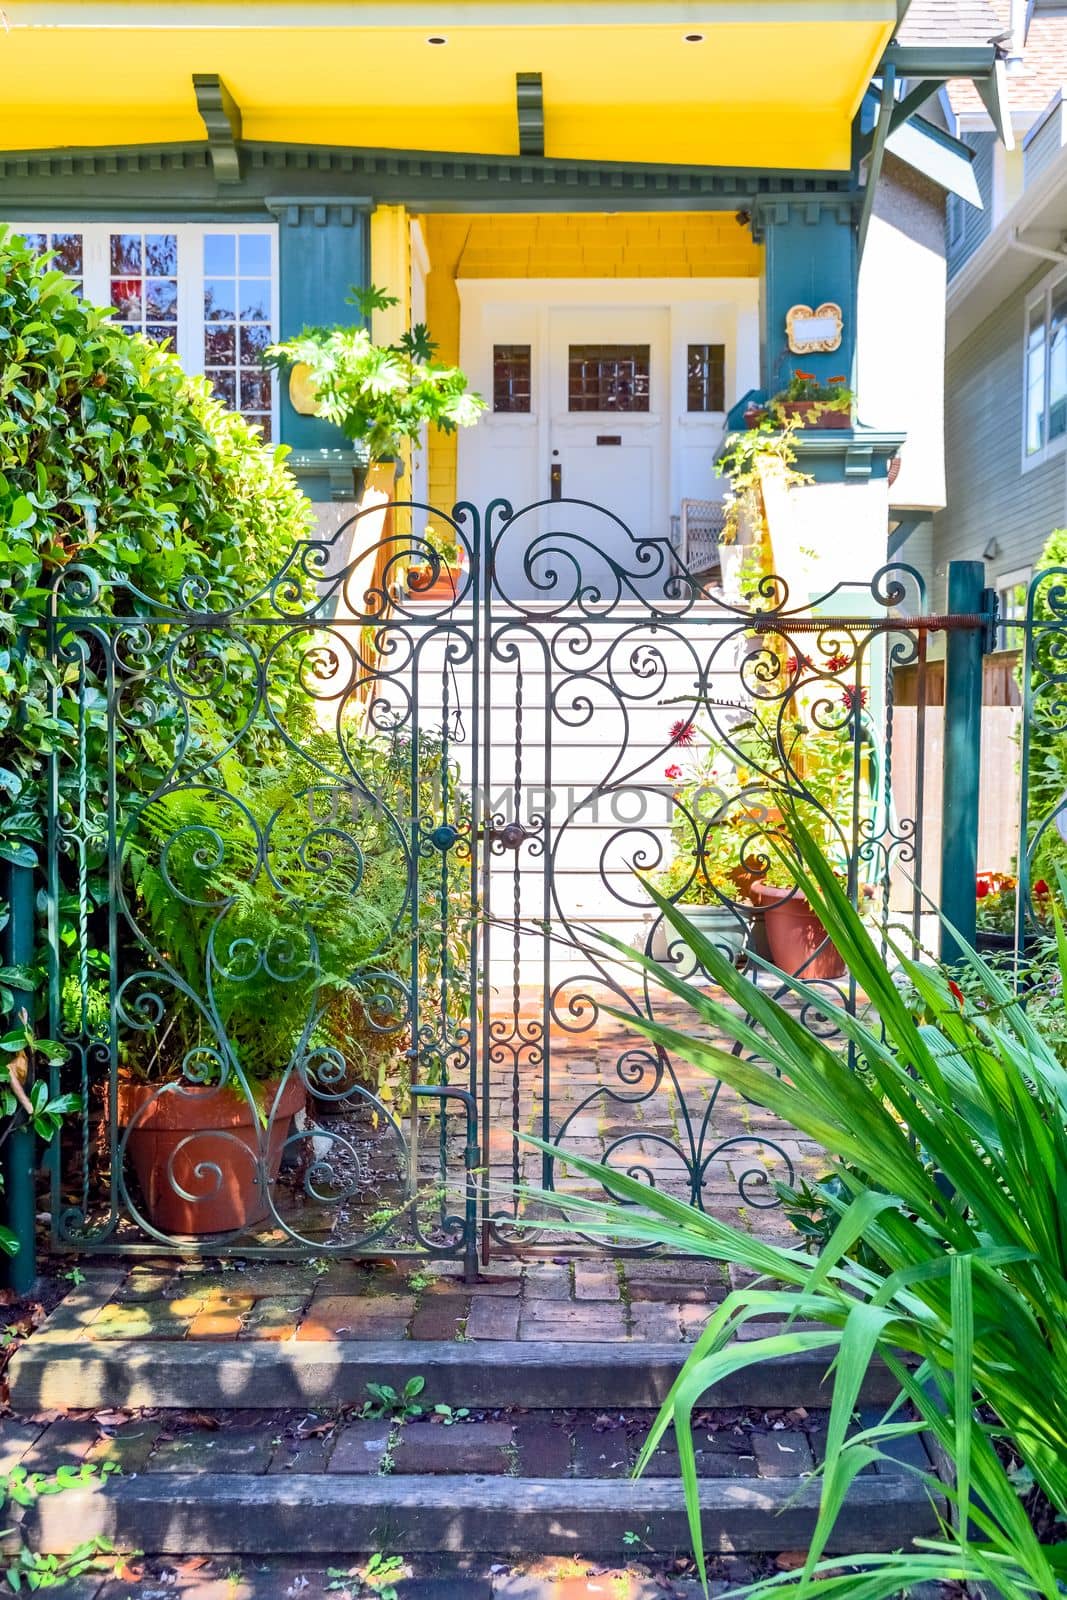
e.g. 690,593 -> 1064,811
676,498 -> 727,576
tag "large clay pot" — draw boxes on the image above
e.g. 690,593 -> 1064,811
650,903 -> 751,982
752,883 -> 846,980
117,1074 -> 306,1236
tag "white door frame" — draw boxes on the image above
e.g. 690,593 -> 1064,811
456,276 -> 761,519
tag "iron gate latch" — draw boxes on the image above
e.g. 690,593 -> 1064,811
481,820 -> 531,850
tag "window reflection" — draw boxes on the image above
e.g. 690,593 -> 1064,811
109,231 -> 177,347
22,230 -> 84,295
202,232 -> 274,439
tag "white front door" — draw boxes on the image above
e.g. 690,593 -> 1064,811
456,278 -> 761,600
546,306 -> 668,547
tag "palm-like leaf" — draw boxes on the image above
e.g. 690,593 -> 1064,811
517,818 -> 1067,1597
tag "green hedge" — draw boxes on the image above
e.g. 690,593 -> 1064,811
0,224 -> 315,996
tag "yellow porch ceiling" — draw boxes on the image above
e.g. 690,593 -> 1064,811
0,7 -> 894,168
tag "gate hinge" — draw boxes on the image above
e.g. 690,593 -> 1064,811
980,586 -> 999,655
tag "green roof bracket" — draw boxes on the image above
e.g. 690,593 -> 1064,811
878,42 -> 1013,152
516,72 -> 544,159
856,77 -> 946,160
858,63 -> 896,262
977,57 -> 1014,150
193,73 -> 243,184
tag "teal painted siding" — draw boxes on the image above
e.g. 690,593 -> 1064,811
932,271 -> 1066,612
275,202 -> 370,456
761,203 -> 855,394
947,132 -> 995,281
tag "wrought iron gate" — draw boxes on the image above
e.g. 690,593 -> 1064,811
44,496 -> 950,1264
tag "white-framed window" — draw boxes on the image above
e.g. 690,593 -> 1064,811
12,222 -> 278,440
1024,271 -> 1067,466
996,565 -> 1031,651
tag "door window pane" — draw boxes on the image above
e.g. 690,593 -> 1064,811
1026,309 -> 1047,455
568,344 -> 650,412
493,345 -> 532,413
202,231 -> 275,440
110,231 -> 178,346
686,343 -> 725,413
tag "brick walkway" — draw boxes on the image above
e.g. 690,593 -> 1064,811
41,1253 -> 787,1346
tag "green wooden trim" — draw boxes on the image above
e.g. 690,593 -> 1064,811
858,63 -> 895,261
516,73 -> 544,159
192,74 -> 243,184
879,44 -> 998,79
0,138 -> 855,213
790,427 -> 905,483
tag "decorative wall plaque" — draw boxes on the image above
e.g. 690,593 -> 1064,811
786,302 -> 844,354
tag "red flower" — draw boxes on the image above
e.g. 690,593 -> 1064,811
1035,879 -> 1050,897
841,685 -> 868,711
785,653 -> 811,676
948,979 -> 965,1008
665,763 -> 683,781
795,369 -> 816,381
825,652 -> 851,673
829,375 -> 847,385
975,876 -> 991,899
669,720 -> 696,746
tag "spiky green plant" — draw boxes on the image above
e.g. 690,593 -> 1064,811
520,820 -> 1067,1599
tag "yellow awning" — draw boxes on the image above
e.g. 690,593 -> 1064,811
0,3 -> 895,170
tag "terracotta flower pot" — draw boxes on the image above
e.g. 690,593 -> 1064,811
117,1074 -> 306,1237
408,560 -> 464,602
752,883 -> 846,980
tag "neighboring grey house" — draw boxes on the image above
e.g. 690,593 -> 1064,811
915,0 -> 1067,686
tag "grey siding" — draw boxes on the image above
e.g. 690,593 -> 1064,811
931,272 -> 1067,612
947,133 -> 996,280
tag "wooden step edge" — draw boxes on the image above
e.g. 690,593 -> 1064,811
8,1337 -> 900,1413
21,1471 -> 942,1557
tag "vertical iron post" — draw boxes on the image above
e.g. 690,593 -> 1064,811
940,561 -> 995,965
2,862 -> 37,1293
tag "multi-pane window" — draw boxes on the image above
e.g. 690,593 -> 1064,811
568,344 -> 650,412
8,223 -> 277,439
686,343 -> 726,413
1025,275 -> 1067,459
492,344 -> 532,413
202,234 -> 274,435
109,232 -> 178,343
23,231 -> 84,294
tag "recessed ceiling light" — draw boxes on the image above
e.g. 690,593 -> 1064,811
427,34 -> 448,44
684,32 -> 704,42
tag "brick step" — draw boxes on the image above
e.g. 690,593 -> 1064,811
16,1469 -> 939,1559
9,1333 -> 899,1413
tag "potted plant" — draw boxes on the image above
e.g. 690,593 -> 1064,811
769,369 -> 853,430
714,415 -> 810,601
407,522 -> 467,603
656,684 -> 875,983
974,869 -> 1047,954
114,741 -> 411,1236
650,732 -> 765,977
267,284 -> 485,498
